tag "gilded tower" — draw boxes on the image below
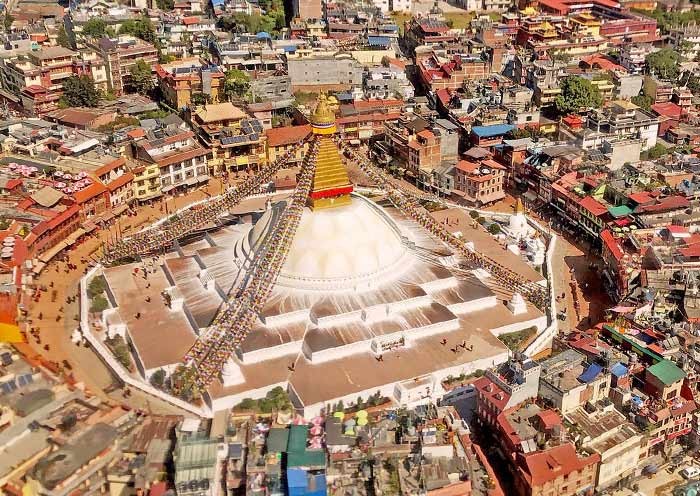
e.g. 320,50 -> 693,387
308,93 -> 353,210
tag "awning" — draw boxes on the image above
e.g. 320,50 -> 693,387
113,204 -> 129,216
162,184 -> 175,193
38,241 -> 68,263
83,221 -> 97,232
64,228 -> 86,246
197,175 -> 210,183
98,211 -> 115,223
184,176 -> 198,186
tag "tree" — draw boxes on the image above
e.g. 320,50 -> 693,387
508,126 -> 543,140
56,26 -> 72,49
631,93 -> 654,110
90,294 -> 109,313
61,75 -> 100,107
191,93 -> 208,105
87,276 -> 107,298
488,223 -> 502,235
156,0 -> 174,9
4,13 -> 13,32
646,48 -> 681,80
223,68 -> 250,101
129,59 -> 154,94
554,76 -> 602,115
119,16 -> 157,44
150,369 -> 166,388
82,18 -> 108,39
645,143 -> 671,160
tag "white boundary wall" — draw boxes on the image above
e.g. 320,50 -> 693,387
80,266 -> 212,418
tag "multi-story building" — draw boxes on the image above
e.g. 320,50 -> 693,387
155,57 -> 225,110
577,100 -> 659,151
292,0 -> 321,19
515,444 -> 600,496
565,406 -> 642,490
1,46 -> 85,115
132,125 -> 209,195
538,349 -> 611,414
362,66 -> 414,100
264,125 -> 310,166
417,53 -> 491,92
287,56 -> 363,91
453,158 -> 506,206
189,102 -> 266,174
635,359 -> 697,460
619,43 -> 653,74
91,35 -> 158,95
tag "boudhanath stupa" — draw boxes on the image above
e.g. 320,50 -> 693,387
93,96 -> 550,416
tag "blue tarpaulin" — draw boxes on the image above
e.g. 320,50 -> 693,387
367,36 -> 391,47
610,362 -> 628,378
578,363 -> 603,383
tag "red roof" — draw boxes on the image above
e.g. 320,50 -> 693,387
668,225 -> 689,235
106,172 -> 134,192
536,410 -> 561,430
580,54 -> 625,72
680,244 -> 700,259
474,376 -> 510,412
127,128 -> 146,139
417,129 -> 435,139
652,102 -> 683,120
579,196 -> 608,217
94,157 -> 127,177
628,191 -> 655,205
265,125 -> 311,147
182,16 -> 200,25
73,182 -> 108,204
1,178 -> 22,190
518,443 -> 600,487
601,229 -> 624,261
635,196 -> 689,214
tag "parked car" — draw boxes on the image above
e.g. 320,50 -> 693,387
681,466 -> 700,479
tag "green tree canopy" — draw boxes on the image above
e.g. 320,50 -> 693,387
223,68 -> 250,101
631,93 -> 654,110
128,59 -> 154,94
57,25 -> 72,48
4,13 -> 13,32
646,48 -> 681,80
82,18 -> 108,39
61,75 -> 100,107
119,15 -> 157,44
554,76 -> 603,115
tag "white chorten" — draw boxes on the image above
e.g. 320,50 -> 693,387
508,198 -> 529,240
507,292 -> 527,315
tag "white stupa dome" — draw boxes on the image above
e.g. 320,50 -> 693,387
242,194 -> 412,291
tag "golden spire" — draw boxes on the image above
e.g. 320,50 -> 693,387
311,92 -> 337,128
516,197 -> 524,215
308,93 -> 353,210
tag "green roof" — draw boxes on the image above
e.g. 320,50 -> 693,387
287,449 -> 326,469
287,425 -> 308,453
265,428 -> 289,453
647,359 -> 686,386
608,205 -> 632,218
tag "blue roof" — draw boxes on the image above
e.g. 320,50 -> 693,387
287,469 -> 307,488
471,124 -> 514,138
211,0 -> 224,5
367,35 -> 391,46
256,31 -> 271,39
577,363 -> 603,383
282,45 -> 297,52
611,362 -> 628,378
381,24 -> 399,31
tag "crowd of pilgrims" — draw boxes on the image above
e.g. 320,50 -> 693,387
338,140 -> 549,312
100,132 -> 550,393
101,139 -> 310,264
184,137 -> 321,389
